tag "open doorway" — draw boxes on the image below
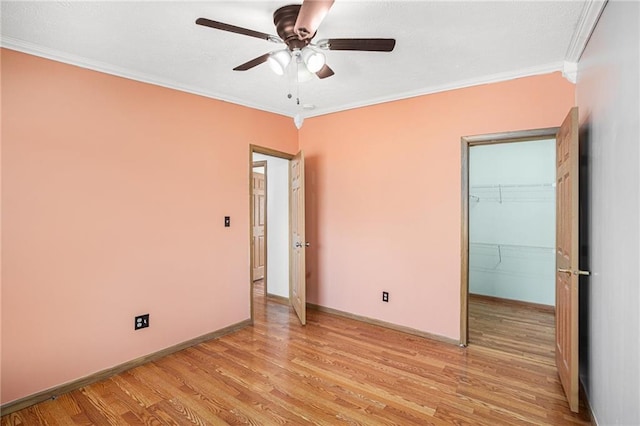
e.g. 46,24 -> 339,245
460,128 -> 559,348
467,137 -> 556,358
250,150 -> 291,317
252,161 -> 267,289
462,109 -> 582,412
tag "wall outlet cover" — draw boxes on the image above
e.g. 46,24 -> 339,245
134,314 -> 149,330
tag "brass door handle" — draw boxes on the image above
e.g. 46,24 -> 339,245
558,268 -> 590,276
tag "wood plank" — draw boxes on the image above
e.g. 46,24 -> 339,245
1,287 -> 590,425
469,294 -> 556,360
0,319 -> 251,415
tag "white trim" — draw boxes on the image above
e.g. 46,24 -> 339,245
562,61 -> 578,84
304,61 -> 565,118
565,0 -> 608,62
2,36 -> 566,119
0,36 -> 292,118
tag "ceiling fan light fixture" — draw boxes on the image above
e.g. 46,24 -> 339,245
301,47 -> 325,73
296,59 -> 315,82
267,49 -> 291,75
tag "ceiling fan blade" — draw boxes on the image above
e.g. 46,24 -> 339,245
196,18 -> 279,42
316,64 -> 335,79
233,53 -> 271,71
319,38 -> 396,52
294,0 -> 335,40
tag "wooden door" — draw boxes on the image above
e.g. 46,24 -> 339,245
555,106 -> 581,413
290,151 -> 306,325
252,170 -> 266,281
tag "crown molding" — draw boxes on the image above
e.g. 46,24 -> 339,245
565,0 -> 608,62
304,61 -> 565,118
2,36 -> 568,120
562,61 -> 578,84
0,36 -> 292,118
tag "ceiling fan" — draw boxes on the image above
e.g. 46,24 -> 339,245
196,0 -> 396,81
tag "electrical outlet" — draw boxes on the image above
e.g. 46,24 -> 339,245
134,314 -> 149,330
382,291 -> 389,302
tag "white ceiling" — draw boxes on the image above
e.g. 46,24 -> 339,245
1,1 -> 595,118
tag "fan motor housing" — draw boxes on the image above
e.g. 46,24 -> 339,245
274,5 -> 312,50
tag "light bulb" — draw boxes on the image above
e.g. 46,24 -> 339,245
267,50 -> 291,76
301,47 -> 326,73
297,63 -> 315,82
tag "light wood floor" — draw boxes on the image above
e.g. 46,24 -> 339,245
2,283 -> 590,425
469,294 -> 556,361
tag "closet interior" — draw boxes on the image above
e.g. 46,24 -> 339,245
469,139 -> 556,306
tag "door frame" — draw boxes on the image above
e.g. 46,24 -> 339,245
459,127 -> 559,346
249,145 -> 295,324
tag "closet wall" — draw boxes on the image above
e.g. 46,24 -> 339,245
469,139 -> 556,306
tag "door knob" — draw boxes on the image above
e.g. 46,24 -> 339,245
295,242 -> 311,248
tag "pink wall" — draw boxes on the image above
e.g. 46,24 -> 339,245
1,48 -> 575,405
1,49 -> 297,404
299,73 -> 575,340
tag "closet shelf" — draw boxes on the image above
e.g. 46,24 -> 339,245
469,183 -> 555,203
470,242 -> 554,267
469,265 -> 554,278
470,242 -> 554,252
471,183 -> 555,189
469,242 -> 555,272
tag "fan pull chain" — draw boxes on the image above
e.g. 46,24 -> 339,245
285,53 -> 296,101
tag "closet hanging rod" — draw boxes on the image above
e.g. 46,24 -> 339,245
470,183 -> 555,189
470,242 -> 555,252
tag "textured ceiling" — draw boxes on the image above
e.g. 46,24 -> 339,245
1,1 -> 588,118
